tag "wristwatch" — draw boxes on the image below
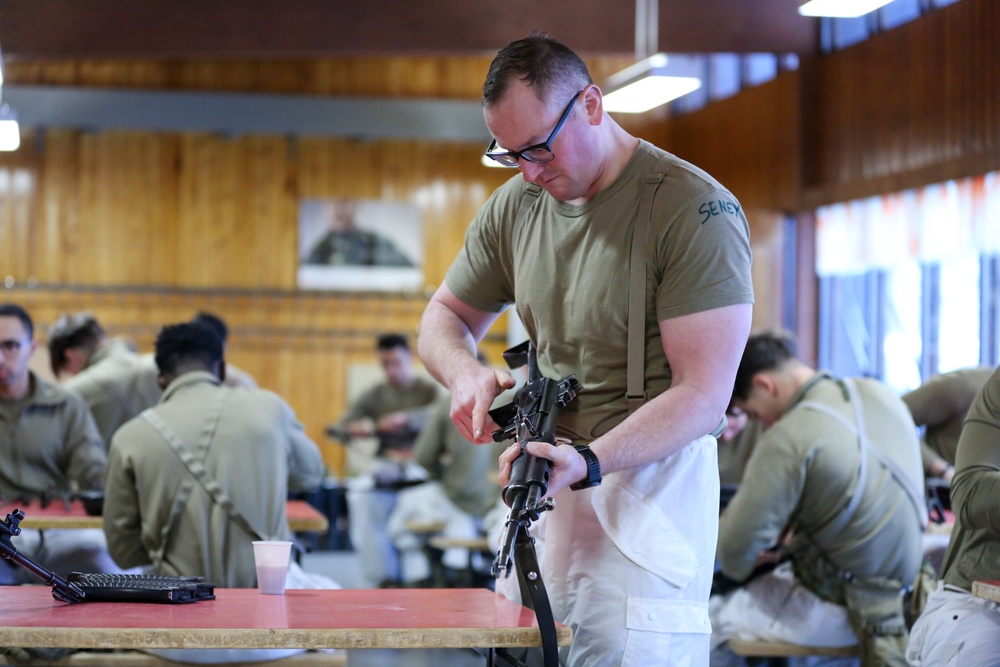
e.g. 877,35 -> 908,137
569,445 -> 602,491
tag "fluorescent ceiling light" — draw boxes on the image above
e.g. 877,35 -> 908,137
602,54 -> 702,114
0,105 -> 19,151
798,0 -> 896,18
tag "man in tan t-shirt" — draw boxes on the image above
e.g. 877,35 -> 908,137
418,35 -> 753,665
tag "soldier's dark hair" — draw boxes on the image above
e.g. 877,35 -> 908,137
732,331 -> 799,402
376,333 -> 409,352
154,322 -> 223,376
47,312 -> 105,375
193,311 -> 228,344
483,33 -> 592,109
0,303 -> 34,339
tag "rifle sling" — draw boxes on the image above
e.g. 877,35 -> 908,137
514,525 -> 559,667
140,391 -> 274,571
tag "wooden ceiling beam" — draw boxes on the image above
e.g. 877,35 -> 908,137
0,0 -> 816,61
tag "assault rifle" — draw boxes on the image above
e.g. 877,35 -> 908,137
1,509 -> 85,603
487,340 -> 580,667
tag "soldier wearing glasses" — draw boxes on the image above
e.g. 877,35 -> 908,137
0,303 -> 115,584
418,35 -> 753,665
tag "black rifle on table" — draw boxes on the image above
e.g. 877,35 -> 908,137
0,509 -> 85,603
487,340 -> 581,667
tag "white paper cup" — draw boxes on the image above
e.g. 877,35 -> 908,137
252,540 -> 292,595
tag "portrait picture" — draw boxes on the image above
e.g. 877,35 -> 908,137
297,198 -> 424,291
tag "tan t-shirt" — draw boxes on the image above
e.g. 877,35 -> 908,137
446,141 -> 754,442
902,366 -> 993,471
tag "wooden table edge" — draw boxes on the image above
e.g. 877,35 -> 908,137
0,625 -> 572,650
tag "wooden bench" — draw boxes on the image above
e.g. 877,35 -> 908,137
728,637 -> 860,662
0,649 -> 347,667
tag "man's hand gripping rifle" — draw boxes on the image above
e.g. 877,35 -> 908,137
488,340 -> 581,580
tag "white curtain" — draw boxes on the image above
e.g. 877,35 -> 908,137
816,170 -> 1000,276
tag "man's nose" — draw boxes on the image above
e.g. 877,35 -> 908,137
518,160 -> 544,183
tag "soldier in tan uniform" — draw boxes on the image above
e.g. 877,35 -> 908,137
48,312 -> 162,447
104,321 -> 328,662
711,332 -> 925,667
717,407 -> 761,487
0,303 -> 118,585
331,333 -> 439,588
103,321 -> 325,585
907,364 -> 1000,666
902,366 -> 993,480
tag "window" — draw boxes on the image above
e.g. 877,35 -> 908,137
816,169 -> 999,385
937,254 -> 981,372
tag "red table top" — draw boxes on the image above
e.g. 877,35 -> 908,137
0,499 -> 328,533
0,586 -> 571,650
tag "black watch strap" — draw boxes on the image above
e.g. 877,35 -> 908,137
570,445 -> 602,491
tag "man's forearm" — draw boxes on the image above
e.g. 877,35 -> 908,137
417,299 -> 483,389
589,382 -> 726,477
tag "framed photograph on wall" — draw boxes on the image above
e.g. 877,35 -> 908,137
297,198 -> 423,291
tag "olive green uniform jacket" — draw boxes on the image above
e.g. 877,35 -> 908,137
103,371 -> 325,587
62,340 -> 162,448
718,372 -> 924,592
0,372 -> 105,497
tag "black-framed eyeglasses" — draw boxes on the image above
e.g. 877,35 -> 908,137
484,89 -> 585,168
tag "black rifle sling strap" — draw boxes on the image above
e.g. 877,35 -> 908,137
141,390 -> 273,570
513,527 -> 559,667
629,154 -> 677,415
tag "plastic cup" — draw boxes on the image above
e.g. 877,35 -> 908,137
252,540 -> 292,595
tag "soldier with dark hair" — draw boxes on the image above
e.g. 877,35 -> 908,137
105,321 -> 325,586
331,333 -> 439,588
418,33 -> 753,664
712,331 -> 925,666
0,303 -> 117,584
104,321 -> 328,662
191,311 -> 258,389
48,311 -> 161,447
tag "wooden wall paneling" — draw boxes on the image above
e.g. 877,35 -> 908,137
37,130 -> 82,283
0,137 -> 38,283
806,0 -> 1000,205
173,133 -> 300,288
7,54 -> 641,100
745,209 -> 786,333
80,132 -> 177,286
667,73 -> 802,212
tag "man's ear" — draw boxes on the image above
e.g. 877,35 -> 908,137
156,373 -> 171,391
61,348 -> 87,377
751,372 -> 778,397
583,84 -> 603,125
